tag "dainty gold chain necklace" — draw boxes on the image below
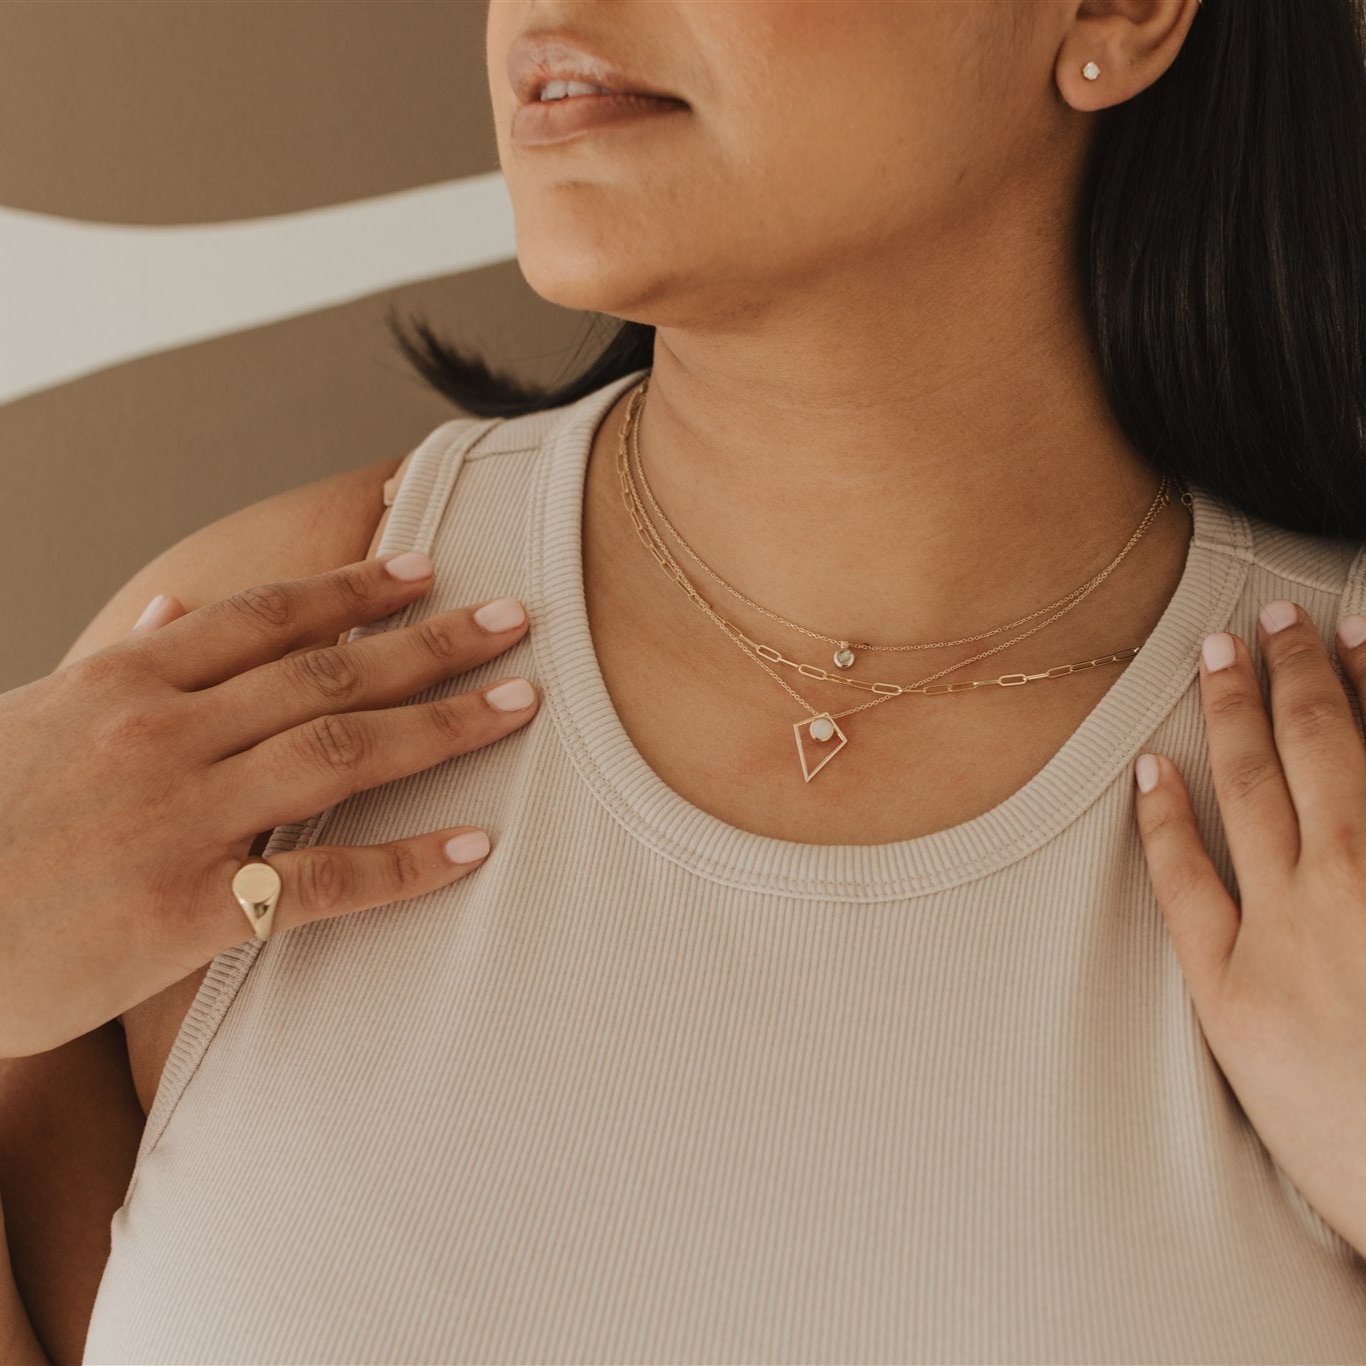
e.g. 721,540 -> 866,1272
614,375 -> 1191,782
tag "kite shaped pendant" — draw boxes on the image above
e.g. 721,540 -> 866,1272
792,711 -> 848,782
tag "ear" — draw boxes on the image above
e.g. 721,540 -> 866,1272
1055,0 -> 1201,112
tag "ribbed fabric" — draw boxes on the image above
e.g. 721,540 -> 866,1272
84,369 -> 1366,1365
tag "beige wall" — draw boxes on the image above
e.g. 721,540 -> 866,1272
1,0 -> 587,689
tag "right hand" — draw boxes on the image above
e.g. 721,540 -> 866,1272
0,551 -> 539,1058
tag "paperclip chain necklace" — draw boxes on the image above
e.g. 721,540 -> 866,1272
614,376 -> 1191,782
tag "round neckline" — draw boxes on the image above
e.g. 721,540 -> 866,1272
527,367 -> 1253,901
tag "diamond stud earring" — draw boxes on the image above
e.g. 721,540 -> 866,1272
1082,60 -> 1100,81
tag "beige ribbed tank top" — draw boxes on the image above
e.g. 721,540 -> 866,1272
84,368 -> 1366,1364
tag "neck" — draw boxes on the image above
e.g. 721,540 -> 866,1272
586,213 -> 1192,676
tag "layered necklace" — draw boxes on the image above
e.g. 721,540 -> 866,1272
614,375 -> 1190,783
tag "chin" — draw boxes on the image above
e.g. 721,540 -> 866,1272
514,242 -> 676,320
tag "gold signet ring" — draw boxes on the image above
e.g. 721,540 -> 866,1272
231,860 -> 282,941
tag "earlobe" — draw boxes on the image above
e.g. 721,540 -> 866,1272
1055,51 -> 1115,114
1057,0 -> 1203,113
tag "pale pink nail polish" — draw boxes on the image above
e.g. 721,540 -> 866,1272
132,594 -> 170,631
1259,599 -> 1298,633
1201,632 -> 1235,672
1339,615 -> 1366,649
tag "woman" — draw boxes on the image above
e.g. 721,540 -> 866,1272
6,0 -> 1366,1360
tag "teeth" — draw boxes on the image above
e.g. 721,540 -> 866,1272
539,80 -> 613,101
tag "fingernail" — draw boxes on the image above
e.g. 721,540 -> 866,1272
1135,753 -> 1160,794
484,677 -> 536,712
1339,614 -> 1366,649
384,551 -> 434,582
132,594 -> 170,631
444,830 -> 490,863
1201,632 -> 1236,672
473,597 -> 527,632
1259,599 -> 1298,634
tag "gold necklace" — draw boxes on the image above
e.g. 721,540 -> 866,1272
628,374 -> 1175,668
625,382 -> 1175,695
615,377 -> 1190,782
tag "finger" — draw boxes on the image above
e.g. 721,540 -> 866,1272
213,824 -> 495,944
128,593 -> 186,633
199,597 -> 530,756
1133,752 -> 1239,1020
1255,598 -> 1366,865
215,674 -> 541,833
124,550 -> 439,691
1334,612 -> 1366,739
1197,628 -> 1300,882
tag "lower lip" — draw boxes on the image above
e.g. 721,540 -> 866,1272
512,92 -> 689,147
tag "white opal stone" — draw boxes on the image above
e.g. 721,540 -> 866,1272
833,648 -> 855,669
809,716 -> 836,742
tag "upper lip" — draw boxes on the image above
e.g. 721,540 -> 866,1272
507,32 -> 685,106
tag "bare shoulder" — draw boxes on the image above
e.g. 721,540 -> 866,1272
51,446 -> 418,1115
57,449 -> 413,671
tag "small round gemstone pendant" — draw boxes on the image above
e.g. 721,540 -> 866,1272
833,642 -> 856,669
792,711 -> 849,781
809,715 -> 836,742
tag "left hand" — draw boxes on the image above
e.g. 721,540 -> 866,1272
1134,598 -> 1366,1257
